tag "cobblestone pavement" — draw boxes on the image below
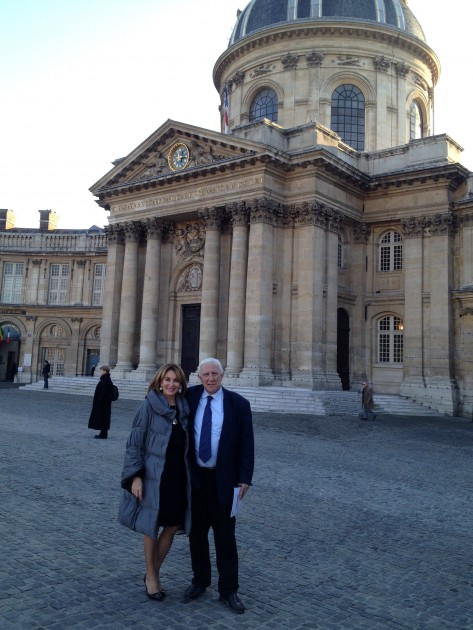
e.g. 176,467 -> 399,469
1,388 -> 473,629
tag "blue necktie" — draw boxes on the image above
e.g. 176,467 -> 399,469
199,395 -> 213,463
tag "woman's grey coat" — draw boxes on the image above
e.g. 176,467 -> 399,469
117,389 -> 191,538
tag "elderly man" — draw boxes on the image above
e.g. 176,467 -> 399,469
184,358 -> 254,614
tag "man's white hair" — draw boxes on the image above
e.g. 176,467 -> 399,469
197,357 -> 224,376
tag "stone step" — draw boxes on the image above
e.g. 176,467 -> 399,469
20,377 -> 444,417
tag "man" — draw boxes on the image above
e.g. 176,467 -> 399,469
360,380 -> 376,420
42,360 -> 51,389
184,358 -> 254,614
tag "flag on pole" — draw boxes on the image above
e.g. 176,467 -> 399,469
0,326 -> 4,343
224,84 -> 229,134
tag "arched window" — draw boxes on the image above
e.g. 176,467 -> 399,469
331,84 -> 365,150
250,89 -> 278,123
410,101 -> 423,140
379,230 -> 403,272
378,315 -> 404,363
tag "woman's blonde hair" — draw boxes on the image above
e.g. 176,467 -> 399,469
148,363 -> 187,396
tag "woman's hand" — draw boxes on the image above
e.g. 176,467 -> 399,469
131,477 -> 143,501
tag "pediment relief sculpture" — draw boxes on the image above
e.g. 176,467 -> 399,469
138,151 -> 169,180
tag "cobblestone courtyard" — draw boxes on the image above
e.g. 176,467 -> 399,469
1,388 -> 473,629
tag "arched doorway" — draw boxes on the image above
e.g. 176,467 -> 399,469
337,308 -> 350,390
0,322 -> 21,381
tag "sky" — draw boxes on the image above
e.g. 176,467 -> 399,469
1,0 -> 471,229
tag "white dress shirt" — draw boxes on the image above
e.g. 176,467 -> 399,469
194,387 -> 224,468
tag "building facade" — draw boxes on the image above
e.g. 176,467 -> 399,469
3,2 -> 473,417
0,210 -> 107,383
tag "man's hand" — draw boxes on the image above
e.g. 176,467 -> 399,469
238,483 -> 250,499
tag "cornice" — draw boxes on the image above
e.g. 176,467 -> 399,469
213,21 -> 440,89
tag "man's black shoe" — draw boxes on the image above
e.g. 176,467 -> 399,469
184,584 -> 206,600
219,593 -> 245,614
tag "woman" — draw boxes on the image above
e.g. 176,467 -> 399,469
118,363 -> 191,601
88,365 -> 114,439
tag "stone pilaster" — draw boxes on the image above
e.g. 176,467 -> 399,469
27,259 -> 42,304
198,207 -> 221,362
325,213 -> 342,389
225,203 -> 249,377
100,224 -> 124,369
400,218 -> 426,397
136,218 -> 164,379
239,198 -> 276,385
114,222 -> 142,375
425,214 -> 459,414
351,221 -> 371,386
72,259 -> 86,305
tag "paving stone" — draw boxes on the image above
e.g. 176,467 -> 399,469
1,388 -> 473,629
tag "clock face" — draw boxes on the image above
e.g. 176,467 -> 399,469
168,143 -> 190,171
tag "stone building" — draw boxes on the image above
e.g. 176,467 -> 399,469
6,0 -> 464,417
0,209 -> 107,382
89,0 -> 473,416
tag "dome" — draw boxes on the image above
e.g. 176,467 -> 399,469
229,0 -> 426,46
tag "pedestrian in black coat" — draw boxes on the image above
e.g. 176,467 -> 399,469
88,365 -> 114,439
42,360 -> 51,389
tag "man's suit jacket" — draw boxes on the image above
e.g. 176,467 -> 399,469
186,385 -> 254,506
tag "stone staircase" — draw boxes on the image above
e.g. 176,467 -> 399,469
20,376 -> 445,416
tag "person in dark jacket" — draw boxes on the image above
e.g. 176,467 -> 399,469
42,360 -> 51,389
117,363 -> 191,602
184,358 -> 254,614
88,365 -> 114,439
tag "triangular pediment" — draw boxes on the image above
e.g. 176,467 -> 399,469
90,119 -> 265,196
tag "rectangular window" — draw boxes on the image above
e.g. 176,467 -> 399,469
380,246 -> 391,271
393,334 -> 404,363
48,264 -> 70,305
393,244 -> 403,270
92,263 -> 106,306
379,333 -> 390,362
1,262 -> 24,303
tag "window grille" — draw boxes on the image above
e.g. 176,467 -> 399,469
1,262 -> 24,303
378,315 -> 404,363
250,89 -> 278,123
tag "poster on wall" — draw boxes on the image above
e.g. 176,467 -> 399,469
23,353 -> 32,367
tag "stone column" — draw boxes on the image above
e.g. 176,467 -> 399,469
226,203 -> 249,377
350,222 -> 371,386
292,203 -> 326,389
239,198 -> 275,385
136,218 -> 164,380
114,222 -> 141,376
100,224 -> 125,368
198,208 -> 221,362
37,258 -> 48,304
425,215 -> 459,414
400,219 -> 425,399
325,213 -> 342,389
395,63 -> 409,144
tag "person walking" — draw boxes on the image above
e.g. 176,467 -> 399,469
360,380 -> 377,420
42,360 -> 51,389
88,365 -> 114,439
118,363 -> 191,601
184,358 -> 254,614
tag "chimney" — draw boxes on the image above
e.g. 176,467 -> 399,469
0,209 -> 16,230
39,209 -> 59,231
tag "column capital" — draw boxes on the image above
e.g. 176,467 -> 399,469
31,259 -> 43,266
227,202 -> 249,227
104,224 -> 124,244
401,213 -> 458,238
75,259 -> 87,268
353,221 -> 371,244
247,197 -> 282,225
292,201 -> 342,230
123,221 -> 143,242
145,217 -> 165,240
199,207 -> 221,230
